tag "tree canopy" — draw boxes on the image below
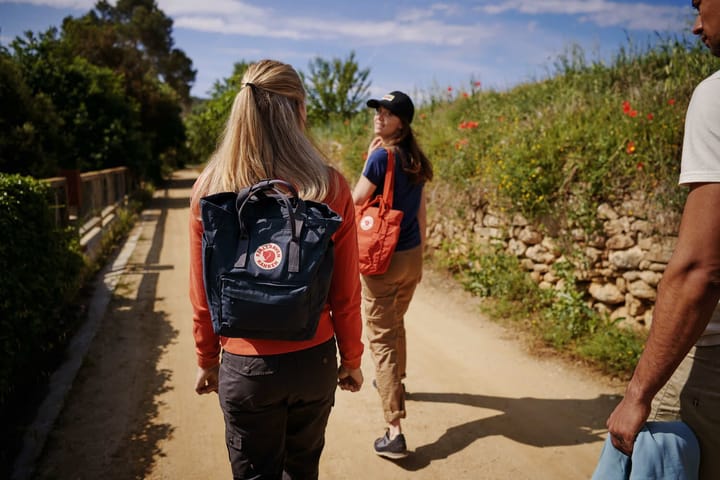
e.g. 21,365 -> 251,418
303,51 -> 371,123
0,0 -> 195,182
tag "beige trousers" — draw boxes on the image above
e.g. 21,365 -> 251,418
361,245 -> 423,424
650,344 -> 720,480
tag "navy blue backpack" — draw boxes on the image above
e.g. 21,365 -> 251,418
200,179 -> 342,340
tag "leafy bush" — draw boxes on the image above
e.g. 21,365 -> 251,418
539,261 -> 599,348
578,319 -> 646,375
0,174 -> 84,470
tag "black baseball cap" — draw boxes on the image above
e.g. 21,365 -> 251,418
367,91 -> 414,124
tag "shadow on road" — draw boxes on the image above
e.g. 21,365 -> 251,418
113,180 -> 185,479
33,182 -> 183,480
391,391 -> 619,471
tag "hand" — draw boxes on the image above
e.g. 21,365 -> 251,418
337,365 -> 363,392
606,393 -> 650,456
195,365 -> 219,395
367,137 -> 383,158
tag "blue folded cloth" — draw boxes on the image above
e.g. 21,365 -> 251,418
591,421 -> 700,479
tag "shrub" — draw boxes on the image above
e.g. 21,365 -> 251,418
0,174 -> 84,471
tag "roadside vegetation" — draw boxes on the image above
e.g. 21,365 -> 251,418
309,37 -> 720,379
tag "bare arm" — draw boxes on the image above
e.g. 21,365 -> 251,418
352,175 -> 376,206
418,189 -> 427,247
607,182 -> 720,454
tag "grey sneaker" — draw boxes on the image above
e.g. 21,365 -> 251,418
374,431 -> 408,459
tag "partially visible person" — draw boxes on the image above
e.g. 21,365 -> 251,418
189,59 -> 364,479
606,1 -> 720,478
352,91 -> 433,459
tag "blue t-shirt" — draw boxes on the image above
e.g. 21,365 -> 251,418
362,147 -> 424,251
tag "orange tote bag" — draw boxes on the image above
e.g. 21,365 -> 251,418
355,148 -> 404,275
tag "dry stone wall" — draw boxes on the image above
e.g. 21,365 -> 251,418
426,187 -> 682,330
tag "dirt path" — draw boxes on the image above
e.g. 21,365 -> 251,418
32,170 -> 623,480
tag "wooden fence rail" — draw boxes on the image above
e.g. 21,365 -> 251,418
42,167 -> 136,260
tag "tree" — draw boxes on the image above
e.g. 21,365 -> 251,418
0,49 -> 61,177
303,51 -> 371,124
185,61 -> 252,162
60,0 -> 195,180
64,0 -> 196,105
8,29 -> 147,174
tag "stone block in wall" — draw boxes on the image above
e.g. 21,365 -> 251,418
609,246 -> 644,270
589,282 -> 624,304
643,237 -> 677,263
525,244 -> 555,264
598,267 -> 613,277
518,227 -> 542,245
598,203 -> 619,220
625,293 -> 645,317
508,238 -> 527,256
520,258 -> 535,270
475,227 -> 504,239
631,220 -> 653,235
588,234 -> 606,248
512,213 -> 528,226
533,263 -> 550,274
575,269 -> 592,281
544,270 -> 560,283
594,302 -> 611,315
530,271 -> 542,283
606,234 -> 634,250
619,197 -> 648,218
616,277 -> 627,293
571,228 -> 587,242
483,213 -> 503,227
604,217 -> 632,236
627,271 -> 662,287
642,308 -> 654,326
584,247 -> 603,264
648,263 -> 667,272
541,237 -> 560,255
610,306 -> 638,329
628,280 -> 656,300
654,211 -> 682,236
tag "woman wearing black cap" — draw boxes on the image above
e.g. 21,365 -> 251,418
352,90 -> 433,459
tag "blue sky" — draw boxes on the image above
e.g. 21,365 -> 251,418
0,1 -> 697,100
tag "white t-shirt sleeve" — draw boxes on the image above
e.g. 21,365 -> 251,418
679,71 -> 720,185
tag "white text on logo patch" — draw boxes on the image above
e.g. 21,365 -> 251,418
254,243 -> 282,270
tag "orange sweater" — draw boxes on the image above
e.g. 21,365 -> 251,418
189,169 -> 364,370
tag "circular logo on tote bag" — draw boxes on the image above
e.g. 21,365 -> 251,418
360,215 -> 374,231
254,243 -> 283,270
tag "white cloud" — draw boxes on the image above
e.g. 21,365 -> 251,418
476,0 -> 689,31
170,3 -> 499,48
158,0 -> 266,17
0,0 -> 93,7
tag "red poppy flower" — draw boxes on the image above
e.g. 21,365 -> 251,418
629,110 -> 638,118
622,101 -> 631,113
455,138 -> 469,149
626,141 -> 636,154
668,99 -> 676,105
646,113 -> 654,121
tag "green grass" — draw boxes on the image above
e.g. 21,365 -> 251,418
313,36 -> 720,378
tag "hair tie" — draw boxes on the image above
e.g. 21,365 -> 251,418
242,82 -> 256,90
